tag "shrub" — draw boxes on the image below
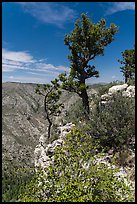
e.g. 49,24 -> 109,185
82,92 -> 135,153
64,87 -> 135,153
18,128 -> 134,202
99,93 -> 135,149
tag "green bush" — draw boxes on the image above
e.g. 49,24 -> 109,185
3,84 -> 135,202
72,91 -> 135,153
64,87 -> 135,153
91,93 -> 134,152
18,128 -> 134,202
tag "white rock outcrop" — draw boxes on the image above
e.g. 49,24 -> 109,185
101,84 -> 135,105
108,84 -> 128,94
122,85 -> 135,97
34,122 -> 75,170
34,121 -> 134,200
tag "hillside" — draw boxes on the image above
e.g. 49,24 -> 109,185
2,82 -> 97,169
2,82 -> 135,202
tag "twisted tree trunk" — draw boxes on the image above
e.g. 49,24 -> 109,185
79,75 -> 90,117
44,96 -> 52,139
80,88 -> 90,115
47,119 -> 52,139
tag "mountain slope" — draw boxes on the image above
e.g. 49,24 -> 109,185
2,82 -> 48,168
2,82 -> 83,168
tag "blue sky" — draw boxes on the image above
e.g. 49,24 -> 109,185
2,2 -> 135,84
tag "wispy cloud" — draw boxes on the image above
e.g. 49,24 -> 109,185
2,48 -> 35,63
105,2 -> 135,15
4,75 -> 53,84
2,48 -> 69,83
16,2 -> 77,28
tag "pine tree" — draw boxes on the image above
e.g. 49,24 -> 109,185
35,78 -> 64,138
118,47 -> 135,83
59,13 -> 118,115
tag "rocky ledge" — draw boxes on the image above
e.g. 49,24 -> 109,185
101,84 -> 135,105
34,122 -> 75,170
34,122 -> 135,200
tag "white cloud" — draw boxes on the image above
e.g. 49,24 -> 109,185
105,2 -> 135,15
2,48 -> 69,83
2,48 -> 35,63
16,2 -> 77,28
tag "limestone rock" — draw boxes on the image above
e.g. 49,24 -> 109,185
100,84 -> 135,106
34,122 -> 75,170
108,84 -> 128,94
122,85 -> 135,97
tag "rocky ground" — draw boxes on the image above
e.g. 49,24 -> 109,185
2,82 -> 45,168
2,82 -> 135,166
2,82 -> 95,169
2,81 -> 135,201
34,122 -> 135,201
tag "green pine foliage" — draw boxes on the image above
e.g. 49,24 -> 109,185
118,47 -> 135,83
35,77 -> 64,138
2,12 -> 135,203
60,13 -> 118,114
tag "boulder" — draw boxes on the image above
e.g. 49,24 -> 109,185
122,86 -> 135,97
108,84 -> 128,94
100,84 -> 135,106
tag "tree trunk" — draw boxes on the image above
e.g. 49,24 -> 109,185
46,109 -> 52,139
125,75 -> 128,83
44,95 -> 52,139
80,87 -> 90,116
48,121 -> 52,139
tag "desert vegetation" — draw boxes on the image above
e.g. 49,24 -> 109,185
2,13 -> 135,202
18,126 -> 134,202
2,81 -> 135,202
